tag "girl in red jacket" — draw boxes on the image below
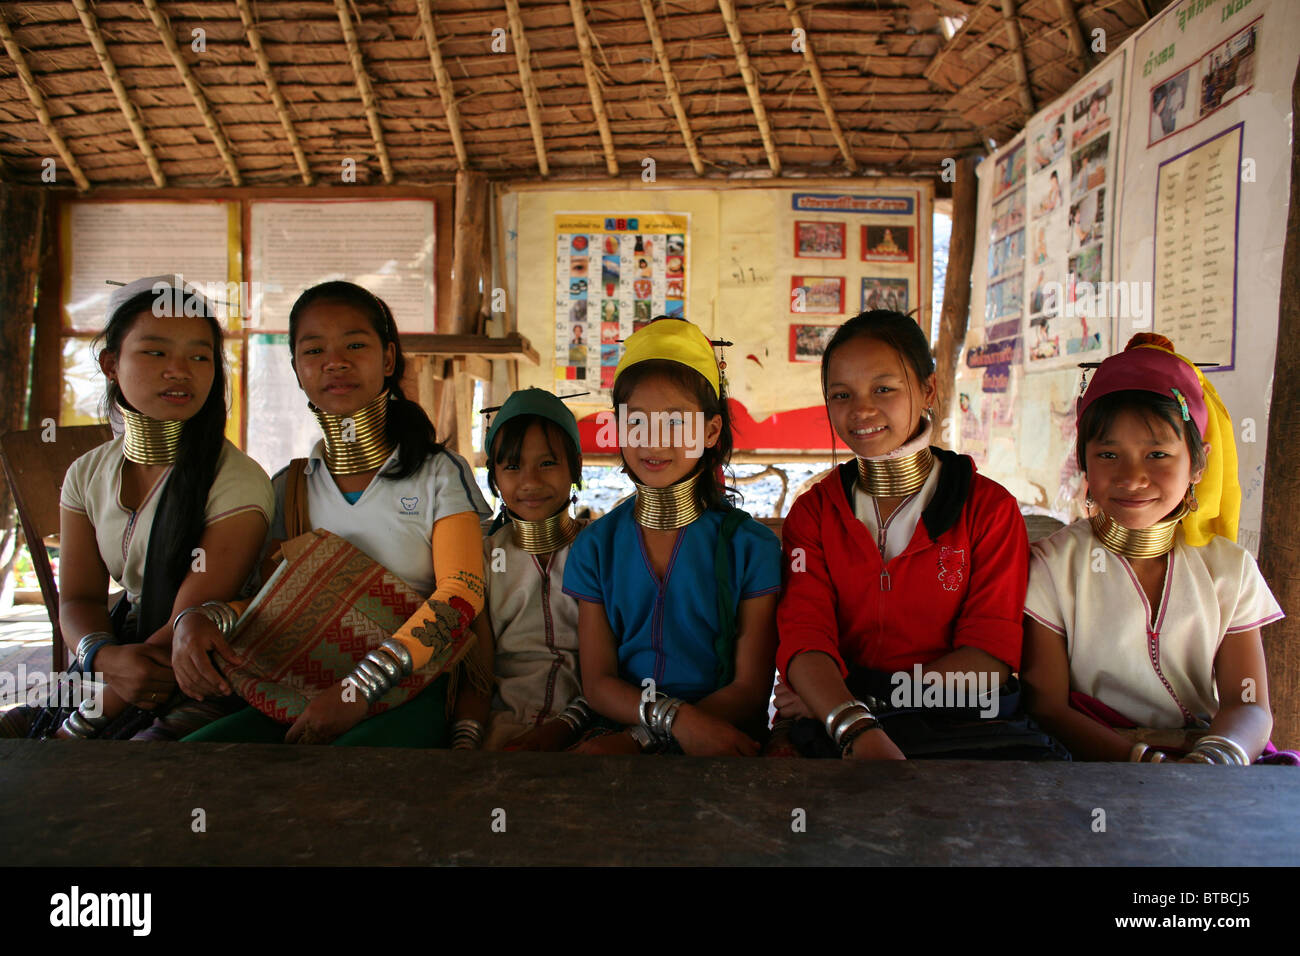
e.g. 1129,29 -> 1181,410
772,309 -> 1044,760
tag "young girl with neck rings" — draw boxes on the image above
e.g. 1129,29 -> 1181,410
182,281 -> 491,746
1,275 -> 273,740
773,310 -> 1034,760
450,388 -> 595,752
561,318 -> 782,755
1022,333 -> 1295,764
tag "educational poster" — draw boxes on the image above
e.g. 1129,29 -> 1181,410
61,201 -> 239,332
552,212 -> 688,398
245,333 -> 320,475
247,200 -> 436,332
1153,123 -> 1242,363
1020,54 -> 1124,371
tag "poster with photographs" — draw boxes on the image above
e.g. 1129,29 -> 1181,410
788,323 -> 838,363
794,221 -> 846,258
1018,54 -> 1123,370
553,213 -> 688,398
1145,16 -> 1257,148
783,192 -> 921,341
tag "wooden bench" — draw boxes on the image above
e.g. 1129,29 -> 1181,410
1,741 -> 1296,865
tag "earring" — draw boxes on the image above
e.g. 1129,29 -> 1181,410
1085,492 -> 1095,510
1185,483 -> 1199,512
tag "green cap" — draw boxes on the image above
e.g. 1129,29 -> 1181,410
484,388 -> 582,464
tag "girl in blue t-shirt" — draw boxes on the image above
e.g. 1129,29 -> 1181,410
561,318 -> 781,756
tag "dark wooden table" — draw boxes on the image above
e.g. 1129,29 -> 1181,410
2,740 -> 1297,866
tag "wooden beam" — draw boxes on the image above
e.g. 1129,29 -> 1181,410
716,0 -> 781,175
415,0 -> 469,171
568,0 -> 618,176
637,0 -> 704,176
784,0 -> 856,173
924,0 -> 999,84
140,0 -> 241,186
503,0 -> 550,177
401,333 -> 539,365
0,13 -> 91,191
1055,0 -> 1097,74
999,0 -> 1037,115
235,0 -> 312,185
70,0 -> 166,187
438,169 -> 490,452
934,156 -> 977,430
334,0 -> 394,184
1259,58 -> 1300,749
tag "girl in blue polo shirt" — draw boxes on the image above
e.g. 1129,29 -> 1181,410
562,318 -> 781,756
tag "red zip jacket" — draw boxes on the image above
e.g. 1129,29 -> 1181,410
776,449 -> 1028,678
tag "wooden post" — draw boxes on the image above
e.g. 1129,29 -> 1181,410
1258,60 -> 1300,749
0,185 -> 46,606
934,156 -> 978,432
436,170 -> 490,453
999,0 -> 1036,116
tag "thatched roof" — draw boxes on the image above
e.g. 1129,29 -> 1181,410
0,0 -> 1156,189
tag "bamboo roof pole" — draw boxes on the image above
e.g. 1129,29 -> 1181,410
415,0 -> 468,171
924,0 -> 999,83
783,0 -> 856,172
503,0 -> 550,177
334,0 -> 395,184
140,0 -> 242,185
0,13 -> 91,191
235,0 -> 312,185
1056,0 -> 1097,74
999,0 -> 1037,115
567,0 -> 618,176
637,0 -> 703,176
70,0 -> 166,187
716,0 -> 781,175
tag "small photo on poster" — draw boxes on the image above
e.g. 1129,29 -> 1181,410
601,254 -> 620,287
601,321 -> 619,344
602,235 -> 620,255
601,366 -> 615,388
664,299 -> 684,319
1068,245 -> 1103,298
791,275 -> 846,314
794,221 -> 846,259
600,344 -> 619,366
634,300 -> 651,323
1200,23 -> 1256,118
1030,222 -> 1051,266
1071,79 -> 1113,148
568,344 -> 588,365
601,300 -> 619,323
1034,168 -> 1064,217
666,234 -> 685,255
992,188 -> 1025,238
993,140 -> 1026,201
567,323 -> 587,349
1027,269 -> 1061,318
1068,187 -> 1105,252
988,230 -> 1025,281
666,276 -> 685,297
666,254 -> 685,277
569,277 -> 588,299
861,277 -> 909,314
1028,314 -> 1060,360
789,323 -> 839,363
984,274 -> 1022,322
568,300 -> 587,324
861,226 -> 914,263
569,235 -> 590,255
570,258 -> 589,278
633,278 -> 653,300
1070,133 -> 1109,196
1149,69 -> 1192,146
1033,114 -> 1066,172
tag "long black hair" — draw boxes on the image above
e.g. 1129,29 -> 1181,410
97,287 -> 227,594
288,280 -> 443,480
1076,390 -> 1207,474
611,355 -> 736,511
486,414 -> 583,498
819,309 -> 936,453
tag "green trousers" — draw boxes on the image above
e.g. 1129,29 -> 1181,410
182,675 -> 450,748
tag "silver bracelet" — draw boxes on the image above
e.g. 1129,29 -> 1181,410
829,702 -> 874,747
823,699 -> 863,738
199,600 -> 239,637
1197,734 -> 1249,766
1182,750 -> 1214,764
1129,742 -> 1149,762
451,718 -> 483,750
1194,742 -> 1235,766
74,632 -> 114,671
379,639 -> 414,676
365,648 -> 403,684
342,671 -> 381,705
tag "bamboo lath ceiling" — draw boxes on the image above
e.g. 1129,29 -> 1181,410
0,0 -> 1154,189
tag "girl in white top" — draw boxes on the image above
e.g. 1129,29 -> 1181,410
1022,333 -> 1293,765
0,275 -> 273,740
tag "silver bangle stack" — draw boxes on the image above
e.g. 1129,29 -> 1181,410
172,600 -> 239,638
74,631 -> 115,673
1189,734 -> 1250,765
824,699 -> 881,756
639,693 -> 685,745
451,719 -> 484,750
341,639 -> 414,706
1129,742 -> 1169,763
554,696 -> 594,735
60,698 -> 112,739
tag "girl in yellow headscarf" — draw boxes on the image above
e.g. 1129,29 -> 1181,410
1022,333 -> 1296,765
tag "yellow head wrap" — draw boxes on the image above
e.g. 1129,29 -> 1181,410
613,319 -> 720,396
1134,343 -> 1239,546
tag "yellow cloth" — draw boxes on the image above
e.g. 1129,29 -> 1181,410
614,318 -> 720,396
1135,344 -> 1239,545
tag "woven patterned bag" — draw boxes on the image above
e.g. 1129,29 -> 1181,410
219,529 -> 450,723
